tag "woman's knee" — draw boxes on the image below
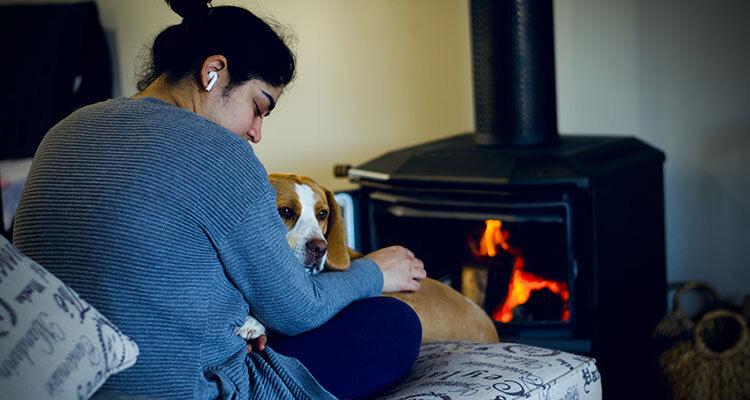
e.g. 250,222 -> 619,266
361,296 -> 422,343
334,297 -> 422,397
336,296 -> 421,344
347,297 -> 422,369
271,296 -> 422,399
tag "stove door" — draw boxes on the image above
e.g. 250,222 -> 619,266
365,190 -> 578,337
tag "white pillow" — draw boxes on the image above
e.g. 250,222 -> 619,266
0,236 -> 139,399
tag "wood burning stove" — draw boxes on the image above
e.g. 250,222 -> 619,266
340,134 -> 666,397
335,1 -> 667,397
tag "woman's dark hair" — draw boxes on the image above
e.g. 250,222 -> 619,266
137,0 -> 296,91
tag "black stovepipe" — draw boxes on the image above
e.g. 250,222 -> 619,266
471,0 -> 559,147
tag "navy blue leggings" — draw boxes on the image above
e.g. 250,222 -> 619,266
271,297 -> 422,400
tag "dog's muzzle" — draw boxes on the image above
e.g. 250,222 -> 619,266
303,238 -> 327,274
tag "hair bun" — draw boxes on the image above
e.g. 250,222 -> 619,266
166,0 -> 212,20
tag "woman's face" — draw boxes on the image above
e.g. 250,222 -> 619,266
213,79 -> 283,144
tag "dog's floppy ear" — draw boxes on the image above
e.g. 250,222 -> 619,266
323,187 -> 351,271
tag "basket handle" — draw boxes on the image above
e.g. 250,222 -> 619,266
672,281 -> 721,313
694,309 -> 748,358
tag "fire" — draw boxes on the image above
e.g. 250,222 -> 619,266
472,220 -> 569,323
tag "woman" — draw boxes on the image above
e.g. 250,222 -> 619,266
12,1 -> 425,399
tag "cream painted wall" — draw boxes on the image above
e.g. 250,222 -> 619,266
92,0 -> 474,193
4,0 -> 748,300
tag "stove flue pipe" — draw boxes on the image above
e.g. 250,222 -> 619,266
471,0 -> 558,147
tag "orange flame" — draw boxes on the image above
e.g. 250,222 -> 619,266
472,220 -> 569,323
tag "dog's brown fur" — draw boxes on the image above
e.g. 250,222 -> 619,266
269,173 -> 499,343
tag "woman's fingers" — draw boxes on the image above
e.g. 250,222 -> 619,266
365,245 -> 426,293
405,278 -> 421,292
246,334 -> 267,354
412,262 -> 427,280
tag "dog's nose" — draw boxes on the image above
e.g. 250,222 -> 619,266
306,238 -> 327,258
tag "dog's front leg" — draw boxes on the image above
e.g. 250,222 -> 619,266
234,315 -> 267,340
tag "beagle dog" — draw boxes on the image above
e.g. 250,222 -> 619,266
234,173 -> 352,341
244,173 -> 499,343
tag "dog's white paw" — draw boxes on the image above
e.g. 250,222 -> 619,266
234,315 -> 267,340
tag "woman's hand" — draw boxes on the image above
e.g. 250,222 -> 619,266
246,334 -> 267,354
364,246 -> 426,293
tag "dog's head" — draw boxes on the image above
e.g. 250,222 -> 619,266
269,173 -> 351,274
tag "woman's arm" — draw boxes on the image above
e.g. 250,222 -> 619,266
217,189 -> 383,336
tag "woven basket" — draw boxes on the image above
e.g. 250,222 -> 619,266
654,281 -> 721,340
659,309 -> 750,400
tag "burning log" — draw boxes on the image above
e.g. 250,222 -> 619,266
462,219 -> 569,323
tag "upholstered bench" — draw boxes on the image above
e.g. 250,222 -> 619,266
378,341 -> 601,400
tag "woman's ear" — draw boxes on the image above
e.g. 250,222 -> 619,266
323,188 -> 350,271
200,55 -> 227,90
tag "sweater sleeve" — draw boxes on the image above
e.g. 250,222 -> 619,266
216,189 -> 383,336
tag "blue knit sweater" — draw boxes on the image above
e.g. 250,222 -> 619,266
12,97 -> 383,399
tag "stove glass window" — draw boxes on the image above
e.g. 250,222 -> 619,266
371,200 -> 571,325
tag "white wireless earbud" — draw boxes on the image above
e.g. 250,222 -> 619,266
205,71 -> 218,92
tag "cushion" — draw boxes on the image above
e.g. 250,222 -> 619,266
0,236 -> 139,399
378,341 -> 602,400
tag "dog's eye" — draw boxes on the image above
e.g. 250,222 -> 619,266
278,207 -> 295,219
317,209 -> 328,221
